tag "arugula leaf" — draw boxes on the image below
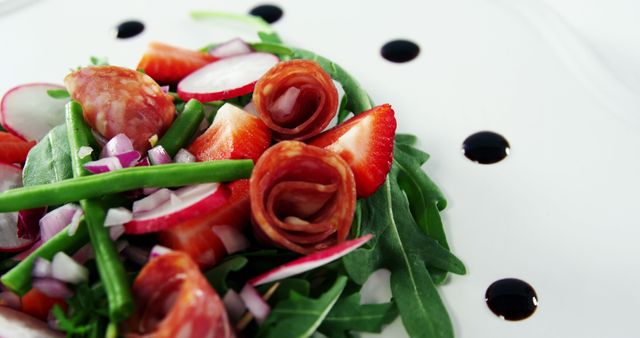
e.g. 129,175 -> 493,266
89,56 -> 109,66
318,293 -> 397,338
395,133 -> 418,146
0,124 -> 5,132
190,11 -> 283,44
258,275 -> 347,338
205,256 -> 248,294
257,278 -> 311,303
54,283 -> 110,338
47,89 -> 70,99
22,124 -> 73,187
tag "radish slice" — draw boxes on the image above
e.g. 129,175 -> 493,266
209,38 -> 253,59
0,83 -> 68,141
211,225 -> 249,254
0,306 -> 65,338
174,148 -> 195,163
239,284 -> 270,324
125,183 -> 229,234
66,208 -> 84,236
149,245 -> 172,259
84,157 -> 123,174
148,145 -> 172,165
39,204 -> 81,242
132,188 -> 173,214
0,291 -> 21,310
17,207 -> 46,241
0,163 -> 36,252
177,52 -> 279,102
249,234 -> 373,286
100,133 -> 134,158
104,207 -> 133,227
32,257 -> 53,278
223,289 -> 246,322
51,252 -> 88,284
32,278 -> 73,299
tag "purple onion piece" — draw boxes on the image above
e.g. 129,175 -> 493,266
32,278 -> 74,299
149,245 -> 172,259
17,207 -> 46,241
113,150 -> 141,168
100,133 -> 134,158
0,291 -> 21,310
40,204 -> 81,242
174,148 -> 196,163
148,145 -> 172,165
84,157 -> 123,174
32,257 -> 53,278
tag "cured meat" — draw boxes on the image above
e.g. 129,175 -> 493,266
124,251 -> 235,338
64,66 -> 175,153
250,141 -> 356,254
252,60 -> 338,141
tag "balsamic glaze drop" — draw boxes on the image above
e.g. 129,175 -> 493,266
485,278 -> 538,321
462,131 -> 510,164
249,4 -> 284,24
381,40 -> 420,63
114,20 -> 145,39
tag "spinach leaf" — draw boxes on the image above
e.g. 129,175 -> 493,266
22,124 -> 73,187
318,293 -> 397,338
205,256 -> 248,294
257,275 -> 347,338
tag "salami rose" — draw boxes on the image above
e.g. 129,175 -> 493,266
64,66 -> 175,153
250,141 -> 356,254
124,251 -> 235,338
252,60 -> 338,141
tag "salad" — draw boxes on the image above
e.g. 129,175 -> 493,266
0,11 -> 465,338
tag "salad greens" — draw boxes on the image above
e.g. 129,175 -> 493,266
318,292 -> 398,338
22,124 -> 74,187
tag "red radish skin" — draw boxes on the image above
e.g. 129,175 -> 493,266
209,38 -> 253,59
249,234 -> 373,286
0,163 -> 36,252
0,83 -> 67,141
177,52 -> 279,102
0,306 -> 64,338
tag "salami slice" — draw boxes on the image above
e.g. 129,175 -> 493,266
124,251 -> 235,338
252,60 -> 338,141
64,66 -> 175,153
250,141 -> 356,254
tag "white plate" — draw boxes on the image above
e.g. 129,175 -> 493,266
2,1 -> 639,337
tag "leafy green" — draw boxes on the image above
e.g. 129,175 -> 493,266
190,11 -> 282,44
205,256 -> 248,294
258,276 -> 347,338
318,293 -> 397,338
337,95 -> 351,124
257,278 -> 311,303
22,124 -> 73,187
0,124 -> 6,132
89,56 -> 109,66
53,283 -> 110,338
395,133 -> 418,146
47,89 -> 70,99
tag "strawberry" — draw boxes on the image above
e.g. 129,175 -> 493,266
188,103 -> 271,163
158,180 -> 252,269
0,131 -> 35,164
136,42 -> 217,85
309,104 -> 396,198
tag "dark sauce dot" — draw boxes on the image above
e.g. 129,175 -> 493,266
381,40 -> 420,63
115,20 -> 145,39
486,278 -> 538,321
250,4 -> 283,24
462,131 -> 510,164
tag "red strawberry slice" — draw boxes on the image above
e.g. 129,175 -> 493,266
137,42 -> 217,85
0,132 -> 36,164
188,103 -> 271,163
309,104 -> 396,198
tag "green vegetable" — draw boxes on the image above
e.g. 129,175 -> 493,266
205,256 -> 249,294
318,293 -> 398,338
53,282 -> 110,337
156,99 -> 204,157
47,89 -> 70,99
66,101 -> 133,322
190,11 -> 282,44
1,222 -> 90,295
22,124 -> 73,187
89,56 -> 109,66
0,160 -> 253,212
0,124 -> 5,132
258,275 -> 347,338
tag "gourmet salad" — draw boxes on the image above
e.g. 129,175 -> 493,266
0,12 -> 465,338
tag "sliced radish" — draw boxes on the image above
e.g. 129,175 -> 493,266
32,278 -> 73,299
0,163 -> 35,252
39,204 -> 81,242
223,289 -> 246,322
132,188 -> 173,214
0,83 -> 68,141
149,245 -> 172,259
51,252 -> 89,284
104,207 -> 133,227
113,150 -> 141,168
177,52 -> 279,102
100,133 -> 134,158
209,38 -> 253,59
174,148 -> 195,163
239,284 -> 270,324
148,145 -> 172,165
211,225 -> 249,255
125,183 -> 229,234
66,208 -> 84,236
0,306 -> 64,338
84,157 -> 123,174
249,234 -> 373,286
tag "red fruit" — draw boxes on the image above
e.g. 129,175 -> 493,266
309,104 -> 396,198
137,42 -> 217,85
0,132 -> 36,164
188,103 -> 271,163
20,288 -> 66,321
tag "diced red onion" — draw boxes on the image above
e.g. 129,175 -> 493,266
66,208 -> 84,236
160,85 -> 169,93
104,207 -> 133,227
51,252 -> 88,284
211,226 -> 249,254
132,188 -> 172,215
17,207 -> 46,241
136,157 -> 150,167
110,225 -> 125,240
270,86 -> 301,124
77,146 -> 93,159
40,204 -> 81,242
32,257 -> 52,278
32,278 -> 73,299
72,245 -> 94,265
12,240 -> 42,261
209,38 -> 253,59
100,133 -> 134,158
113,150 -> 141,168
174,183 -> 216,200
123,245 -> 149,266
243,101 -> 257,115
148,145 -> 172,165
149,245 -> 172,259
142,187 -> 159,195
173,148 -> 195,163
223,289 -> 246,322
84,157 -> 123,174
0,291 -> 21,310
239,284 -> 270,324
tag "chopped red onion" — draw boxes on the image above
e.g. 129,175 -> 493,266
136,157 -> 150,167
173,148 -> 195,163
209,38 -> 253,59
104,207 -> 133,227
211,226 -> 249,254
17,207 -> 46,241
223,289 -> 246,322
84,157 -> 123,174
100,133 -> 134,158
142,187 -> 159,195
113,150 -> 141,168
148,145 -> 172,165
66,208 -> 84,236
51,252 -> 88,284
160,85 -> 169,93
32,278 -> 73,299
123,245 -> 149,266
243,101 -> 257,115
0,291 -> 21,310
270,86 -> 301,124
40,204 -> 81,242
149,245 -> 172,259
110,225 -> 125,240
132,188 -> 172,215
32,257 -> 52,278
12,240 -> 42,261
77,146 -> 93,159
72,244 -> 94,264
169,193 -> 182,205
239,284 -> 270,324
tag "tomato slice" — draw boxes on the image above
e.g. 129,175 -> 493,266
20,288 -> 66,321
0,131 -> 36,164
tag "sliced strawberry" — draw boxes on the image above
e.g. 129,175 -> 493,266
188,103 -> 271,163
0,131 -> 36,164
137,42 -> 217,85
308,104 -> 396,198
158,180 -> 252,269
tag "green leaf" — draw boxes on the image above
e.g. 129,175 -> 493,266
0,124 -> 6,132
318,293 -> 398,338
257,278 -> 311,304
258,276 -> 347,338
47,89 -> 70,99
395,133 -> 418,146
337,94 -> 351,124
205,256 -> 248,294
90,56 -> 109,66
22,124 -> 73,187
396,143 -> 429,165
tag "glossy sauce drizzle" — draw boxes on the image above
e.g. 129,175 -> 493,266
114,20 -> 145,39
381,40 -> 420,63
462,131 -> 510,164
485,278 -> 538,320
249,4 -> 284,24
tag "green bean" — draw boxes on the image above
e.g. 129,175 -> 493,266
66,101 -> 133,322
0,222 -> 90,295
0,160 -> 253,212
157,99 -> 204,157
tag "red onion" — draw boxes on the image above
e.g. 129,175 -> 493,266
12,240 -> 41,261
100,133 -> 134,158
66,208 -> 84,236
173,148 -> 195,163
149,245 -> 172,259
136,157 -> 150,167
239,284 -> 270,324
209,38 -> 253,59
132,188 -> 172,215
148,145 -> 172,165
142,187 -> 159,195
32,257 -> 52,278
40,204 -> 81,242
84,157 -> 123,174
110,225 -> 125,240
77,146 -> 93,159
51,252 -> 88,284
0,291 -> 21,310
270,86 -> 301,124
72,244 -> 94,264
211,225 -> 249,254
222,289 -> 246,322
243,101 -> 257,115
17,207 -> 46,241
113,150 -> 141,168
160,85 -> 169,93
123,245 -> 149,266
32,278 -> 73,299
104,207 -> 133,227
